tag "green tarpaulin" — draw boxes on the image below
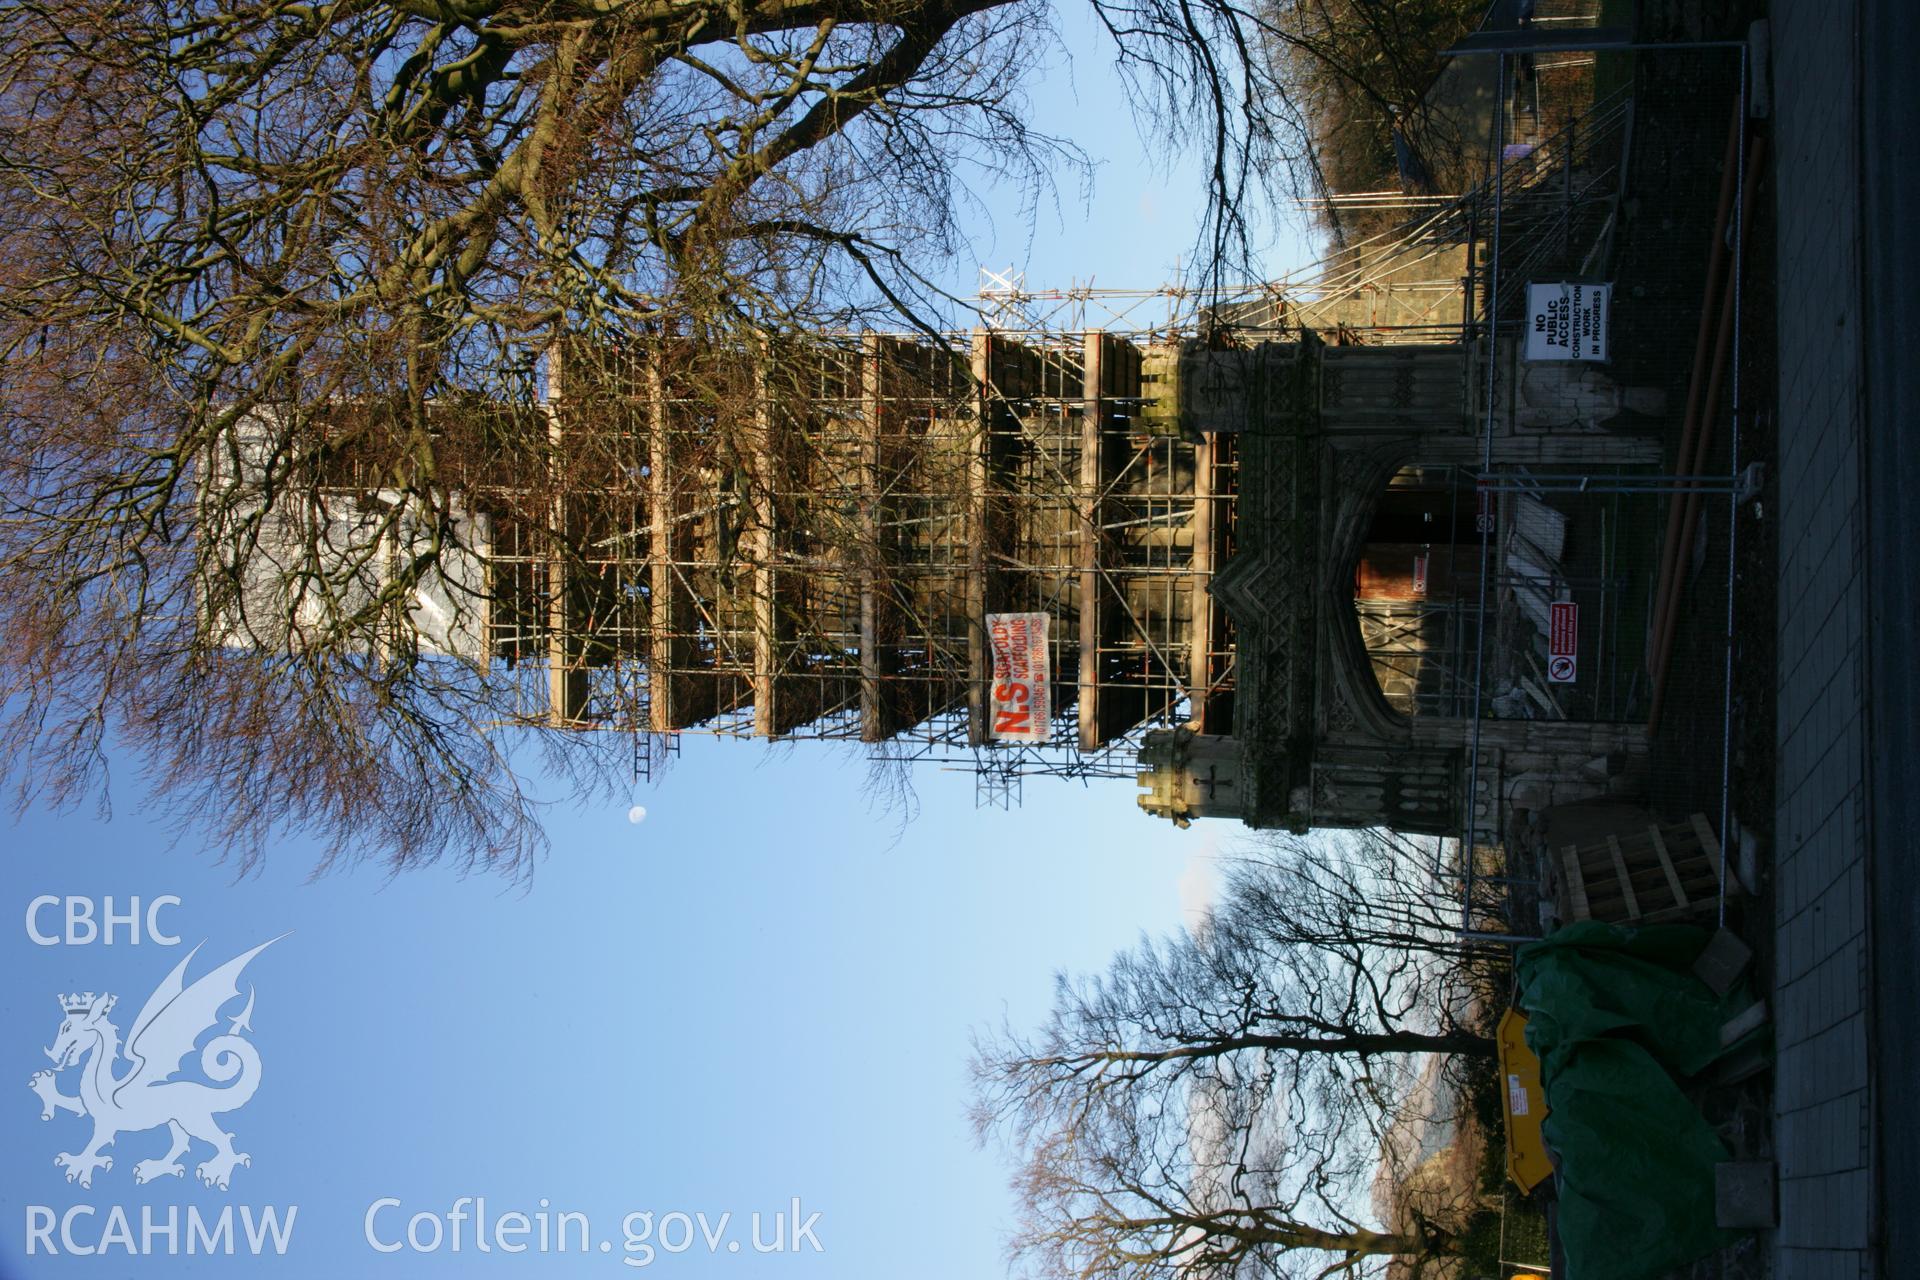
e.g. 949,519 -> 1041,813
1515,922 -> 1764,1280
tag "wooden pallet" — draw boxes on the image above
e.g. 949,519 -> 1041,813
1558,813 -> 1743,925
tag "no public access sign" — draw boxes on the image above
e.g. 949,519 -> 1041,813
1525,282 -> 1611,362
1547,601 -> 1579,683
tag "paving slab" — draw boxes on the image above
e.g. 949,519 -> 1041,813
1769,1 -> 1894,1275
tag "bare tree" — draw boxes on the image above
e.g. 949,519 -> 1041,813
973,833 -> 1491,1277
1221,827 -> 1517,967
0,0 -> 1454,870
1256,0 -> 1488,244
0,0 -> 1063,869
1004,1063 -> 1464,1279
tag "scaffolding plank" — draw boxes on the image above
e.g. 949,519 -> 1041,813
1605,834 -> 1641,920
860,335 -> 885,741
966,330 -> 990,746
1190,431 -> 1215,730
647,359 -> 675,733
1561,844 -> 1591,921
1691,812 -> 1738,893
546,345 -> 587,723
1078,330 -> 1103,751
1649,823 -> 1690,913
751,354 -> 778,737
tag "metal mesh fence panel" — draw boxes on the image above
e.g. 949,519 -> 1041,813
1459,37 -> 1753,935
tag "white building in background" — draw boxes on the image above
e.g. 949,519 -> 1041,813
201,412 -> 492,662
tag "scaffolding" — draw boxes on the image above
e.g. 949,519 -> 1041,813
443,327 -> 1246,795
218,84 -> 1644,804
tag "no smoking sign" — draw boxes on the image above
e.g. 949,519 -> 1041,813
1547,602 -> 1579,683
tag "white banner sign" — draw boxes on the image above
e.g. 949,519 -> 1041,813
1525,282 -> 1611,362
987,612 -> 1050,742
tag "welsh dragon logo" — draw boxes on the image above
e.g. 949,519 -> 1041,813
27,937 -> 281,1190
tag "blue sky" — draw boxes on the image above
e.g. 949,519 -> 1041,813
2,739 -> 1233,1278
0,7 -> 1317,1276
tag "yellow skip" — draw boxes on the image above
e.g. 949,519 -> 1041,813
1497,1007 -> 1553,1194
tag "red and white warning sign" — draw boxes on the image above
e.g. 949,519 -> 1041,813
1547,601 -> 1579,683
988,611 -> 1051,742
